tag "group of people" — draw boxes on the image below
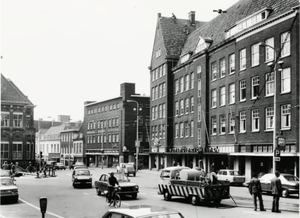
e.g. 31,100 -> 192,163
1,161 -> 16,176
248,171 -> 282,213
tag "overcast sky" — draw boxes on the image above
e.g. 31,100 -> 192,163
1,0 -> 239,122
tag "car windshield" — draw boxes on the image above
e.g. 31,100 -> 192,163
0,178 -> 14,186
115,173 -> 130,182
229,171 -> 240,176
75,170 -> 90,176
283,175 -> 299,181
160,170 -> 171,179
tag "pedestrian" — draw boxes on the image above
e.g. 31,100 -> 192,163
248,173 -> 266,211
173,161 -> 176,166
10,162 -> 16,176
2,161 -> 9,170
271,171 -> 282,213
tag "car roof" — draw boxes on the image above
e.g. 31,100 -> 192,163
108,205 -> 181,217
161,166 -> 190,171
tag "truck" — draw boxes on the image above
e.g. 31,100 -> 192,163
158,166 -> 231,206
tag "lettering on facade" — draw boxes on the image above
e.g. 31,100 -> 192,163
167,147 -> 202,153
204,146 -> 219,153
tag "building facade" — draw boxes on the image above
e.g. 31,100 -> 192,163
83,83 -> 150,168
149,0 -> 299,179
1,74 -> 35,168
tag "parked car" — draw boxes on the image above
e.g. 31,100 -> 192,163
72,168 -> 92,188
259,173 -> 299,198
95,172 -> 139,199
0,177 -> 19,203
217,169 -> 245,185
116,163 -> 136,177
101,205 -> 185,218
0,169 -> 11,177
54,163 -> 66,170
70,162 -> 87,170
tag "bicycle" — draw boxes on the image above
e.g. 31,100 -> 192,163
106,186 -> 121,208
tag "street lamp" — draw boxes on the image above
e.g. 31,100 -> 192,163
127,99 -> 141,172
259,43 -> 284,173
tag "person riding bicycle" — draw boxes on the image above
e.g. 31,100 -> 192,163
108,172 -> 119,203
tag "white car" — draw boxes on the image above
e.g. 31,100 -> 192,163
217,169 -> 245,185
101,205 -> 185,218
0,177 -> 19,203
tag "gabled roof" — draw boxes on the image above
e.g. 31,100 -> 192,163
45,124 -> 67,136
1,74 -> 34,105
181,0 -> 299,56
158,15 -> 206,58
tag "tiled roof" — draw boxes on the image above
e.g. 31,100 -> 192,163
181,0 -> 299,55
1,74 -> 34,105
45,124 -> 67,135
159,16 -> 206,58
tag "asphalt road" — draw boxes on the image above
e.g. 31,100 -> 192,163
0,167 -> 298,218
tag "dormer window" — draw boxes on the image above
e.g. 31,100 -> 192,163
155,48 -> 161,58
180,53 -> 191,64
195,37 -> 212,54
225,8 -> 272,39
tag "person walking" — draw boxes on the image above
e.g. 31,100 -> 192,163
2,161 -> 9,170
271,171 -> 282,213
248,173 -> 266,211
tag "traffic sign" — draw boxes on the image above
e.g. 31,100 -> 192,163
274,148 -> 281,157
277,137 -> 286,150
275,157 -> 281,162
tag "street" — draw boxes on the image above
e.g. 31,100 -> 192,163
0,167 -> 299,218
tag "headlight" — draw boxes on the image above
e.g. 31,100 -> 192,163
89,178 -> 92,181
135,185 -> 139,191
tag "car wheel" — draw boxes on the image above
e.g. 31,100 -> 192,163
133,173 -> 136,177
282,189 -> 289,198
163,191 -> 172,201
127,173 -> 130,177
96,188 -> 101,196
132,193 -> 137,199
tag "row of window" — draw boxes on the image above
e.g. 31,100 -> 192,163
211,67 -> 291,108
1,142 -> 34,160
1,112 -> 24,127
61,143 -> 83,154
40,143 -> 60,154
210,32 -> 290,82
151,82 -> 166,100
151,64 -> 166,81
175,72 -> 195,94
151,124 -> 166,139
87,117 -> 119,130
175,97 -> 194,116
86,134 -> 119,144
174,121 -> 195,138
151,103 -> 166,120
87,102 -> 120,115
211,104 -> 291,135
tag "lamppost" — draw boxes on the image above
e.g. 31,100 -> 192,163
259,43 -> 284,173
127,100 -> 140,172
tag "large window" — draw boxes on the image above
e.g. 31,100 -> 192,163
185,122 -> 189,138
281,68 -> 291,94
180,100 -> 184,115
211,116 -> 217,135
185,75 -> 189,91
175,123 -> 179,138
162,103 -> 166,118
220,115 -> 226,134
190,72 -> 194,89
13,113 -> 23,127
211,62 -> 217,81
1,142 -> 9,160
265,37 -> 274,62
211,89 -> 217,108
162,82 -> 166,97
239,48 -> 246,70
252,76 -> 260,99
251,43 -> 259,66
175,79 -> 179,94
266,72 -> 274,96
180,122 -> 184,138
252,109 -> 260,132
190,121 -> 194,137
190,97 -> 194,113
281,31 -> 290,57
220,86 -> 226,106
240,80 -> 246,101
266,107 -> 274,130
175,101 -> 179,116
220,58 -> 226,77
229,53 -> 235,74
239,111 -> 246,133
229,83 -> 235,104
1,112 -> 9,127
185,98 -> 189,114
180,77 -> 184,93
229,114 -> 235,134
281,104 -> 291,129
12,142 -> 22,159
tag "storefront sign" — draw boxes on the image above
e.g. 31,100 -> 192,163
167,147 -> 202,153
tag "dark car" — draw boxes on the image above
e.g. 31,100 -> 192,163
54,163 -> 66,170
72,168 -> 92,188
95,172 -> 139,199
102,205 -> 185,218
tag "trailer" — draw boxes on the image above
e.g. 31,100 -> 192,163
158,166 -> 231,206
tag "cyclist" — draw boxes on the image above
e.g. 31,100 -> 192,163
108,172 -> 119,203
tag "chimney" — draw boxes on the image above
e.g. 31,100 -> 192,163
189,11 -> 195,26
158,13 -> 161,18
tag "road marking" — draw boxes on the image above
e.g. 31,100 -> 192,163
83,193 -> 89,195
19,198 -> 65,218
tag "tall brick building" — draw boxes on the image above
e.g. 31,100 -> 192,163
149,0 -> 299,178
1,74 -> 35,168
